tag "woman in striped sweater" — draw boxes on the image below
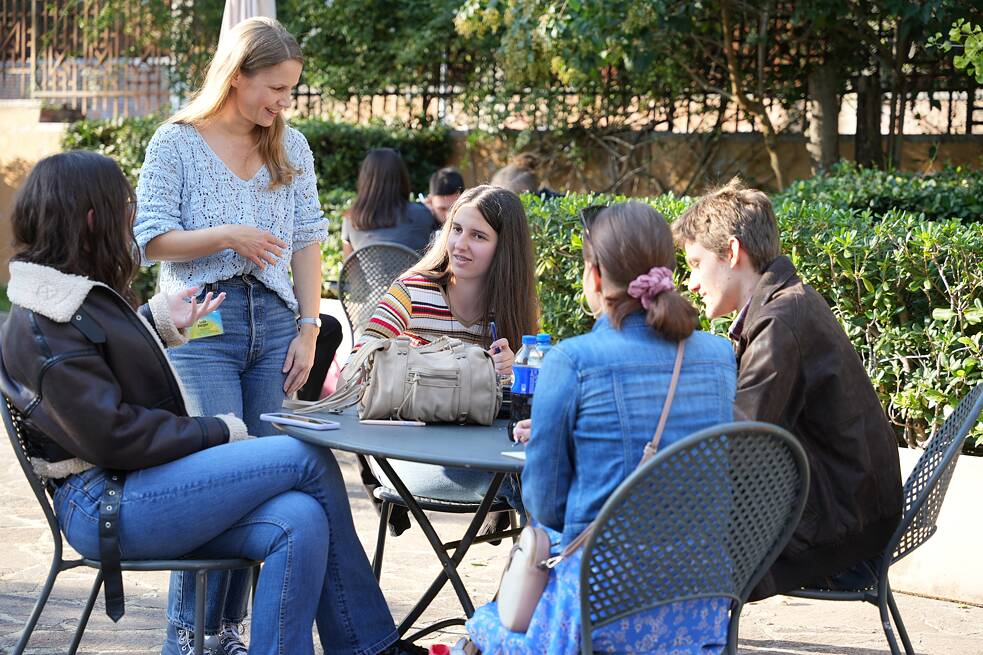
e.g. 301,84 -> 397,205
356,185 -> 537,363
356,184 -> 539,528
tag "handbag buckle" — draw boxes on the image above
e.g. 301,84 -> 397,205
540,555 -> 564,570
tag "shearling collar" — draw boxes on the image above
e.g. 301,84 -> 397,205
7,261 -> 105,323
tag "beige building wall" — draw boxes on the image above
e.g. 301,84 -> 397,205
0,101 -> 68,285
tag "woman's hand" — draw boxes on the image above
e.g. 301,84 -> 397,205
488,338 -> 515,376
283,328 -> 318,395
222,225 -> 288,270
513,419 -> 532,444
166,287 -> 226,330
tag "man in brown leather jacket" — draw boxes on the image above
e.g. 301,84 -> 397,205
672,180 -> 903,599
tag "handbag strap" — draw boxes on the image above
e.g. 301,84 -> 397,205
543,338 -> 686,568
284,337 -> 394,414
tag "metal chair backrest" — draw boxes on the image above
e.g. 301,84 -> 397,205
338,242 -> 421,340
889,384 -> 983,564
1,394 -> 67,559
579,422 -> 809,654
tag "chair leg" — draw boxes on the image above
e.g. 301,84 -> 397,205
372,501 -> 391,581
725,601 -> 742,655
11,553 -> 61,655
252,564 -> 261,603
68,571 -> 103,655
886,585 -> 916,655
194,571 -> 207,655
877,580 -> 904,655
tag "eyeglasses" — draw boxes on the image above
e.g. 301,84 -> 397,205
579,204 -> 607,243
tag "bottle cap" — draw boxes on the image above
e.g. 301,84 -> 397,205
521,335 -> 536,344
536,333 -> 551,343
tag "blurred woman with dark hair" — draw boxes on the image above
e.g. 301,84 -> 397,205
342,148 -> 438,256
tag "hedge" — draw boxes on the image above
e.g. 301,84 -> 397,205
525,192 -> 983,451
781,161 -> 983,223
59,119 -> 983,448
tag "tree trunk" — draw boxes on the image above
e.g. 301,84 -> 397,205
806,62 -> 842,173
855,73 -> 884,169
720,2 -> 786,189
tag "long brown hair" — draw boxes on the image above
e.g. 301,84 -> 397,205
169,17 -> 303,189
583,201 -> 697,341
11,151 -> 139,306
348,148 -> 411,230
413,185 -> 539,350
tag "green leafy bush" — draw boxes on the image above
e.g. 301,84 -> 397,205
779,162 -> 983,223
522,192 -> 983,451
62,115 -> 163,185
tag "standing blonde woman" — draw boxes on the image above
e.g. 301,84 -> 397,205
134,18 -> 344,654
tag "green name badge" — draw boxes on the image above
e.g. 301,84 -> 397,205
186,310 -> 225,340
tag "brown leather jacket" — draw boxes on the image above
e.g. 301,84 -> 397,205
734,256 -> 903,599
0,262 -> 244,476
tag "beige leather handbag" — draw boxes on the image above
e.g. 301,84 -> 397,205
290,336 -> 502,425
495,339 -> 686,633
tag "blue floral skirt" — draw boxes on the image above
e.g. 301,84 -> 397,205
467,529 -> 729,655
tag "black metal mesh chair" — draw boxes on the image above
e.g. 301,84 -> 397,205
338,242 -> 421,340
1,396 -> 258,655
580,422 -> 810,655
786,383 -> 983,655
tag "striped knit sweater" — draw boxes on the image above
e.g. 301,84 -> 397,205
355,274 -> 491,351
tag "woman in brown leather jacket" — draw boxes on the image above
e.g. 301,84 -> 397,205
0,151 -> 420,655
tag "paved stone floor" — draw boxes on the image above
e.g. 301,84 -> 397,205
1,443 -> 981,654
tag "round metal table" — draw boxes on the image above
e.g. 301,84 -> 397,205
275,408 -> 525,640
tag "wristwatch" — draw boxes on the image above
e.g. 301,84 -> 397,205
297,316 -> 322,329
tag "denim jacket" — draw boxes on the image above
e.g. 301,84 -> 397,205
522,312 -> 737,545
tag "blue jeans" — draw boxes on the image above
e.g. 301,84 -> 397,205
167,276 -> 298,632
371,459 -> 524,513
53,437 -> 398,655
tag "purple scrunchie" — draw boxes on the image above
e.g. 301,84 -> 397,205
627,266 -> 675,309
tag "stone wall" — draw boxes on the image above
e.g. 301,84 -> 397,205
448,131 -> 983,196
0,101 -> 68,285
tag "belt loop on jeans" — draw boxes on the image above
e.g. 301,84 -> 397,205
98,470 -> 126,622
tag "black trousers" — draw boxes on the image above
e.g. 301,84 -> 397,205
296,313 -> 345,402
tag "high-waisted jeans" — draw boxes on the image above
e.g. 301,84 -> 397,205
166,276 -> 298,633
53,437 -> 398,655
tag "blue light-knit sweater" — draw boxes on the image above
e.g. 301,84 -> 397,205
134,122 -> 328,312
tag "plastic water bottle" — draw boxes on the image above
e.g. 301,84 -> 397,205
514,334 -> 535,369
509,335 -> 539,441
534,332 -> 552,361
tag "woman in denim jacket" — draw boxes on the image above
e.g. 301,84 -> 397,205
466,202 -> 737,654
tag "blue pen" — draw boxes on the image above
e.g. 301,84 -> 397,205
490,321 -> 500,353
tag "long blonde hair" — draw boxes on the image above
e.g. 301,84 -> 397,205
413,185 -> 539,351
169,17 -> 303,189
